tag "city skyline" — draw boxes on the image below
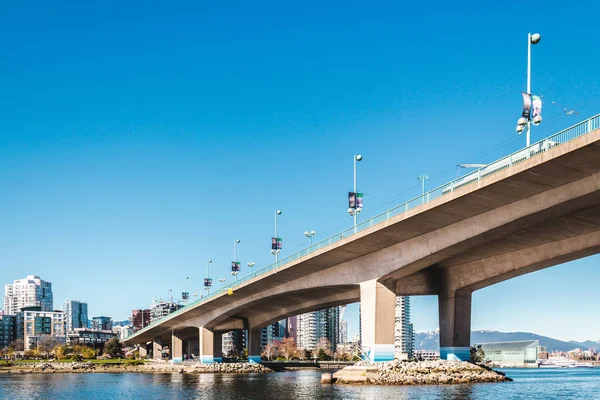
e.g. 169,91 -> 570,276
2,2 -> 600,344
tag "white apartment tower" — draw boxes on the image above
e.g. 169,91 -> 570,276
4,275 -> 53,314
395,296 -> 414,359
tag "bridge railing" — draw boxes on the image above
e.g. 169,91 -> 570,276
133,113 -> 600,336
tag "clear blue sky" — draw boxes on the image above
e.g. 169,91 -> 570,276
1,1 -> 599,343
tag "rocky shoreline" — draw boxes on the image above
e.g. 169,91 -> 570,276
333,360 -> 512,385
0,361 -> 273,374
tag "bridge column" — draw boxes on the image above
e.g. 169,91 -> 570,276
248,327 -> 262,363
152,336 -> 163,360
360,279 -> 396,362
199,327 -> 221,363
138,343 -> 148,359
171,330 -> 183,364
439,291 -> 472,361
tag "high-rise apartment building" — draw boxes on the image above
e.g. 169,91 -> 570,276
0,314 -> 17,349
130,309 -> 151,332
222,330 -> 246,356
261,319 -> 286,348
150,299 -> 183,323
394,296 -> 414,358
4,275 -> 53,314
64,300 -> 88,332
91,316 -> 113,331
296,307 -> 340,352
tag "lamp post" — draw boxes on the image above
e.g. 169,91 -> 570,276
219,278 -> 226,289
271,210 -> 282,262
247,261 -> 255,276
184,276 -> 189,305
232,240 -> 241,281
304,230 -> 316,246
517,33 -> 542,146
168,289 -> 172,303
348,155 -> 363,233
417,175 -> 429,200
205,259 -> 212,295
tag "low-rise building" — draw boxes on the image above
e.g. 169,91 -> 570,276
17,307 -> 66,350
66,328 -> 116,347
414,349 -> 440,361
477,340 -> 539,368
130,309 -> 151,332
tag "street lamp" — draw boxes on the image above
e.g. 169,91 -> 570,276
271,210 -> 282,262
348,155 -> 363,233
168,288 -> 172,303
417,175 -> 429,201
247,261 -> 255,276
304,230 -> 316,246
183,276 -> 189,305
205,259 -> 212,295
219,278 -> 226,289
231,240 -> 241,281
516,33 -> 542,146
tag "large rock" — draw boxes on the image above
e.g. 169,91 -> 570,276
334,360 -> 511,385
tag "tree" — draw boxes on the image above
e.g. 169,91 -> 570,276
104,338 -> 123,359
315,338 -> 333,357
10,339 -> 24,352
278,338 -> 299,361
261,343 -> 278,361
38,335 -> 60,358
54,345 -> 67,360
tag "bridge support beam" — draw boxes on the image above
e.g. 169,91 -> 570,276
439,291 -> 472,361
248,327 -> 262,363
360,279 -> 396,362
171,330 -> 183,364
152,337 -> 163,360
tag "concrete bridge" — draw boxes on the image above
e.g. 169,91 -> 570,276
124,115 -> 600,363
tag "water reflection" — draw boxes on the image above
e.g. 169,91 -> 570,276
0,369 -> 598,400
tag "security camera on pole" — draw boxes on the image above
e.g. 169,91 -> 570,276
271,210 -> 283,262
516,33 -> 542,146
348,155 -> 363,233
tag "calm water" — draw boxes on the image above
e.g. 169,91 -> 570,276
0,368 -> 599,399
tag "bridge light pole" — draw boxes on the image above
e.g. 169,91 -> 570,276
183,276 -> 189,305
247,261 -> 255,276
232,240 -> 241,281
517,33 -> 542,146
168,288 -> 172,303
205,259 -> 212,295
219,278 -> 226,289
271,210 -> 282,262
348,155 -> 363,233
305,230 -> 316,246
417,175 -> 429,201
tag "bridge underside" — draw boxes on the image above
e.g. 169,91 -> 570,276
125,126 -> 600,363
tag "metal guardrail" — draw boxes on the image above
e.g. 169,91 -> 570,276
130,114 -> 600,338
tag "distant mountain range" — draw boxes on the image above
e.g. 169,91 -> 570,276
415,329 -> 600,352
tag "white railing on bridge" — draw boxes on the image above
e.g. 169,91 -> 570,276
132,113 -> 600,336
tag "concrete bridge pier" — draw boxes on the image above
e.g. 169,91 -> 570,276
138,342 -> 148,358
152,336 -> 163,360
198,327 -> 222,363
360,279 -> 395,362
171,330 -> 183,364
438,291 -> 472,361
248,327 -> 262,363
